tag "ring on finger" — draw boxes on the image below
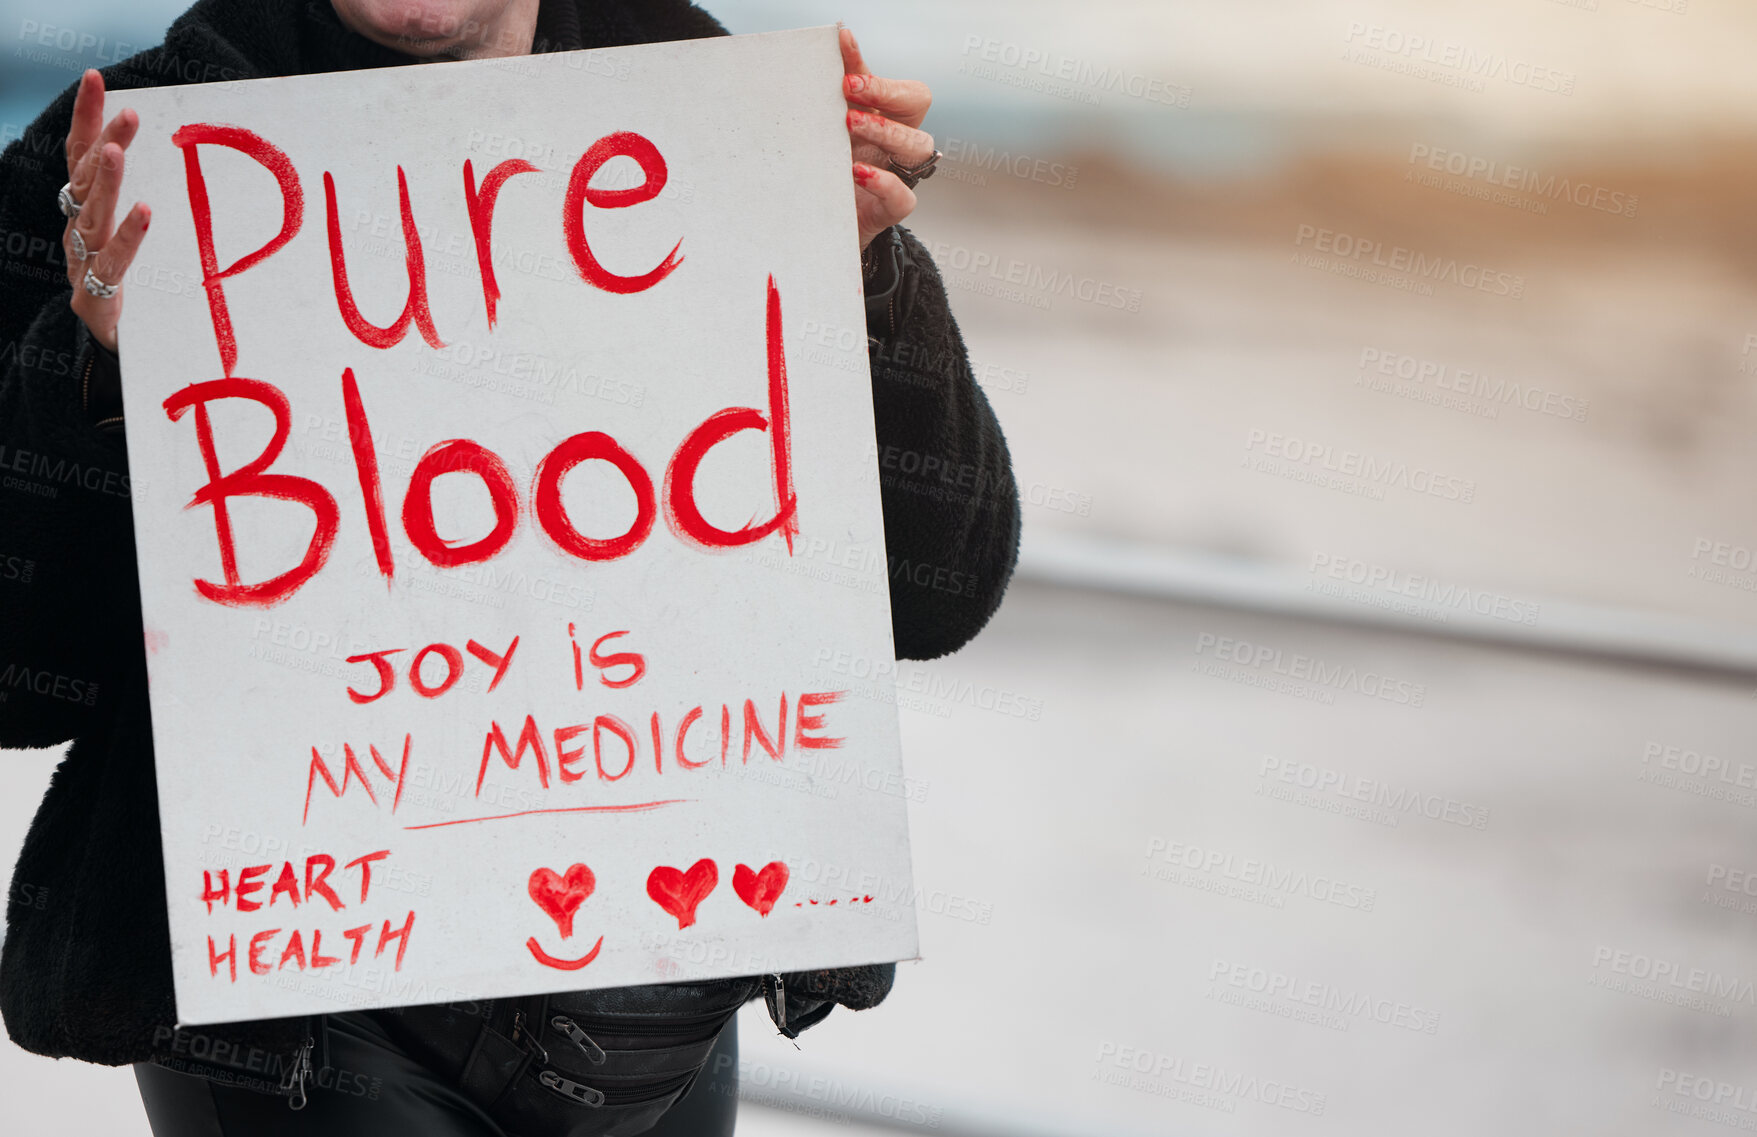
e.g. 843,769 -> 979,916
69,226 -> 91,262
886,149 -> 941,190
58,182 -> 82,219
82,266 -> 119,299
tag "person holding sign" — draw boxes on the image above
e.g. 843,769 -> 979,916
0,1 -> 1019,1134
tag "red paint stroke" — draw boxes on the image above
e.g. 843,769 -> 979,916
465,636 -> 519,692
402,799 -> 686,831
528,863 -> 594,939
562,131 -> 681,294
409,642 -> 463,698
663,276 -> 796,552
463,158 -> 538,328
732,862 -> 789,916
391,734 -> 411,813
346,649 -> 401,704
342,368 -> 394,582
526,934 -> 603,971
368,742 -> 397,781
324,166 -> 445,350
795,690 -> 846,750
742,696 -> 787,764
163,378 -> 338,607
401,439 -> 519,568
674,707 -> 708,769
588,631 -> 645,689
478,716 -> 551,793
594,715 -> 637,781
647,859 -> 718,929
532,431 -> 655,560
171,124 -> 303,378
303,744 -> 376,824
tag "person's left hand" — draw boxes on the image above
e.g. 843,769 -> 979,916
840,28 -> 936,250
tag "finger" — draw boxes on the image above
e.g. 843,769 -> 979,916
62,221 -> 87,286
838,27 -> 872,77
844,73 -> 931,128
853,162 -> 916,245
71,108 -> 138,199
65,70 -> 104,181
848,110 -> 935,167
75,141 -> 125,252
70,202 -> 146,353
89,202 -> 150,289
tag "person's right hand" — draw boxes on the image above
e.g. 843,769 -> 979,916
63,68 -> 150,354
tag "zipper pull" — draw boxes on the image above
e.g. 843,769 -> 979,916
538,1068 -> 606,1107
511,1009 -> 548,1066
550,1015 -> 607,1064
282,1036 -> 313,1111
766,973 -> 788,1032
766,974 -> 803,1048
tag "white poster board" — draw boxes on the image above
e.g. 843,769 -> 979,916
113,26 -> 916,1025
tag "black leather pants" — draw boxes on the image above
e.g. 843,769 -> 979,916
134,1012 -> 738,1137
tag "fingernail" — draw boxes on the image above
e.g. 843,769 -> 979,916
853,163 -> 875,187
846,74 -> 866,94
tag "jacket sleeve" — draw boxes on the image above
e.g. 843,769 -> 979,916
863,226 -> 1021,662
0,93 -> 140,750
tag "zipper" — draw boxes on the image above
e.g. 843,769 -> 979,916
550,1002 -> 741,1040
78,343 -> 125,433
533,1065 -> 707,1107
769,974 -> 787,1033
281,1035 -> 314,1111
550,1015 -> 607,1064
526,1004 -> 741,1108
79,346 -> 95,416
536,1068 -> 607,1107
762,973 -> 805,1044
511,1009 -> 548,1067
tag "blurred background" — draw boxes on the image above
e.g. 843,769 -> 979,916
5,0 -> 1757,1133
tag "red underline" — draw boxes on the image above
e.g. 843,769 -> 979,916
403,799 -> 690,830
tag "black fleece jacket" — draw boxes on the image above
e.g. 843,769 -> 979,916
0,0 -> 1019,1078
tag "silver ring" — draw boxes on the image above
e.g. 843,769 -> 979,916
82,267 -> 119,299
58,182 -> 82,219
887,149 -> 941,190
68,226 -> 89,262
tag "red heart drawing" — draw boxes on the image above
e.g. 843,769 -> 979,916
732,862 -> 790,917
529,864 -> 595,940
647,859 -> 718,929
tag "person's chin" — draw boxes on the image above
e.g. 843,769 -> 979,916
336,4 -> 473,58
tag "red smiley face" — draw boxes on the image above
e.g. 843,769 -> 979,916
525,864 -> 603,970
